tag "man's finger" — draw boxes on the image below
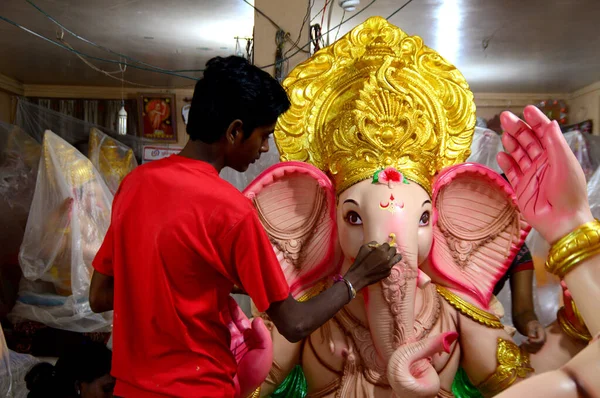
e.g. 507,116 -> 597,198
355,242 -> 376,263
388,253 -> 402,267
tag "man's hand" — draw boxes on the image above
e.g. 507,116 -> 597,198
344,242 -> 402,292
497,105 -> 594,244
225,297 -> 272,398
523,320 -> 546,353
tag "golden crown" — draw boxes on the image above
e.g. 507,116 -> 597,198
43,131 -> 96,188
275,16 -> 476,195
89,128 -> 135,184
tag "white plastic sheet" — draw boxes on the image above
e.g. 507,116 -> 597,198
0,326 -> 40,398
563,130 -> 598,181
0,122 -> 41,261
466,127 -> 504,173
10,130 -> 113,332
88,128 -> 137,194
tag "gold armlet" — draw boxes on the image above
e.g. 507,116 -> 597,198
436,286 -> 503,329
557,307 -> 591,343
247,387 -> 261,398
476,338 -> 534,396
546,219 -> 600,278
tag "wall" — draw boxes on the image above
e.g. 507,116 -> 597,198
254,0 -> 310,77
474,92 -> 569,122
23,85 -> 193,147
0,89 -> 14,123
0,74 -> 23,123
569,81 -> 600,134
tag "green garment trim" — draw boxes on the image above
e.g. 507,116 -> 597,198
270,365 -> 307,398
452,367 -> 483,398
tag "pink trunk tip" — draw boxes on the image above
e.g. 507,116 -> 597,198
442,332 -> 459,353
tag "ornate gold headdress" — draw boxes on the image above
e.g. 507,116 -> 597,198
88,128 -> 135,185
43,131 -> 96,188
275,17 -> 476,195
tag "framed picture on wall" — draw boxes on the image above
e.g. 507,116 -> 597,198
138,93 -> 178,142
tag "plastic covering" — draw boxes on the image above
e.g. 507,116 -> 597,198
9,131 -> 113,332
0,122 -> 41,265
88,128 -> 138,194
466,127 -> 504,173
563,130 -> 598,181
0,325 -> 40,398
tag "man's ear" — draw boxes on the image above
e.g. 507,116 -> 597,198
225,119 -> 244,145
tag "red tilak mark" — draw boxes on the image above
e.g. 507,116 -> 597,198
390,194 -> 395,201
380,201 -> 390,208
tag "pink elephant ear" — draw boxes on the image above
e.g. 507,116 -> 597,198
430,163 -> 530,309
243,161 -> 340,300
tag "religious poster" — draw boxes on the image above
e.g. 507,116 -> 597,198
138,94 -> 178,142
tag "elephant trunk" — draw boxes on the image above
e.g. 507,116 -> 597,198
387,332 -> 458,398
365,226 -> 419,361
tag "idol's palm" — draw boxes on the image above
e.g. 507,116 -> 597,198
497,105 -> 593,244
225,297 -> 272,398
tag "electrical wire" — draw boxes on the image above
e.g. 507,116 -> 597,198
4,0 -> 413,80
258,0 -> 379,69
242,0 -> 283,31
386,0 -> 414,20
25,0 -> 202,76
334,10 -> 346,42
320,0 -> 331,30
59,35 -> 163,88
326,0 -> 335,46
284,0 -> 314,56
0,14 -> 201,81
310,0 -> 331,23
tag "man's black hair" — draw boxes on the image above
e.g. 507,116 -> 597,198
186,56 -> 291,143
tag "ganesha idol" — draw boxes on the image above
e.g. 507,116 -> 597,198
12,131 -> 113,332
237,17 -> 592,397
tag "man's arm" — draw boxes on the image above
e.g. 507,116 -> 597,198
89,270 -> 114,313
510,269 -> 537,333
266,242 -> 400,343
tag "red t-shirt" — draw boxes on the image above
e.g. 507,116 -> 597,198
93,155 -> 290,397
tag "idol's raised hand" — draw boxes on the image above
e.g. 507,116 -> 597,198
497,105 -> 594,244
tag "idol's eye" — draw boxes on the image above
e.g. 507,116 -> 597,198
419,211 -> 430,226
345,211 -> 363,226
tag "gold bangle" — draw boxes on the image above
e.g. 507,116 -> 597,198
556,307 -> 591,343
247,387 -> 261,398
546,219 -> 600,278
436,286 -> 504,329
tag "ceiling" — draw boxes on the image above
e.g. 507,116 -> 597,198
1,0 -> 599,93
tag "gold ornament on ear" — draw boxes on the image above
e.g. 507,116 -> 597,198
275,16 -> 476,195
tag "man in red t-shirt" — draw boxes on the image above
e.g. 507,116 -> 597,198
89,56 -> 400,398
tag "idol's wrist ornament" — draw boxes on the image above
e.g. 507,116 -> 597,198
546,219 -> 600,278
